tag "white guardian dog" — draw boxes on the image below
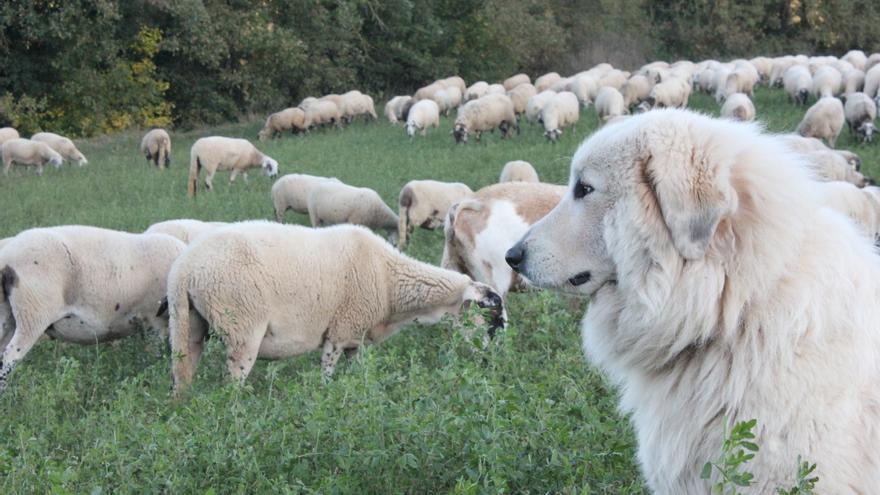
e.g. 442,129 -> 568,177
505,108 -> 880,493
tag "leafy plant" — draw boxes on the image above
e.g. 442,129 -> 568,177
701,419 -> 760,494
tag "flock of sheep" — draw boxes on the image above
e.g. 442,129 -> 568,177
3,49 -> 880,399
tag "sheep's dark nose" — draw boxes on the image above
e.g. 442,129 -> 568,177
505,243 -> 525,271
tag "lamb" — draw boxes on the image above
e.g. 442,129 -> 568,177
865,65 -> 880,98
397,180 -> 473,249
384,96 -> 413,124
595,86 -> 626,122
1,138 -> 63,175
30,132 -> 87,166
452,93 -> 517,144
144,219 -> 228,244
797,97 -> 846,148
784,65 -> 813,105
525,90 -> 557,124
339,91 -> 377,123
507,83 -> 537,118
258,108 -> 308,140
0,226 -> 185,391
0,127 -> 18,145
503,74 -> 531,91
405,99 -> 440,138
720,92 -> 756,121
535,72 -> 562,92
139,129 -> 172,168
187,137 -> 279,197
541,91 -> 579,142
811,66 -> 843,98
308,181 -> 399,242
845,92 -> 877,142
441,182 -> 566,298
165,222 -> 505,394
464,81 -> 489,102
819,181 -> 880,243
621,74 -> 652,110
646,77 -> 690,108
271,174 -> 342,221
499,160 -> 539,183
303,100 -> 342,129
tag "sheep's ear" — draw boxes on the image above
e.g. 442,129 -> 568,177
640,126 -> 737,260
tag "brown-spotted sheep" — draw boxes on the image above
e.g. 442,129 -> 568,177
1,138 -> 63,175
30,132 -> 87,166
187,137 -> 278,197
140,129 -> 172,168
452,94 -> 518,144
0,226 -> 185,391
165,222 -> 505,395
258,108 -> 308,141
271,174 -> 342,221
398,180 -> 473,249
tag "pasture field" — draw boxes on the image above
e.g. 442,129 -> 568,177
1,89 -> 877,494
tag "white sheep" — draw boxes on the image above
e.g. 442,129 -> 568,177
843,69 -> 866,95
439,76 -> 467,95
865,65 -> 880,98
187,137 -> 278,197
800,149 -> 869,186
339,91 -> 377,124
598,70 -> 629,90
749,56 -> 773,84
144,219 -> 228,244
30,132 -> 87,166
867,53 -> 880,72
566,75 -> 599,107
166,222 -> 505,394
507,83 -> 537,118
0,127 -> 18,145
535,72 -> 562,92
397,180 -> 473,249
525,90 -> 557,125
797,97 -> 846,148
778,133 -> 862,171
304,100 -> 342,129
0,226 -> 185,391
1,138 -> 63,175
770,56 -> 798,87
811,66 -> 843,98
621,74 -> 652,110
715,68 -> 756,103
503,74 -> 530,91
720,93 -> 756,121
432,86 -> 462,116
414,82 -> 443,102
646,77 -> 690,108
595,86 -> 626,122
272,174 -> 341,221
541,91 -> 579,142
845,92 -> 877,142
405,99 -> 440,138
452,94 -> 517,144
499,160 -> 539,183
298,96 -> 319,110
384,96 -> 413,124
464,81 -> 489,102
139,129 -> 172,169
486,84 -> 506,95
784,65 -> 813,105
308,181 -> 399,242
258,108 -> 308,140
842,50 -> 868,71
819,181 -> 880,243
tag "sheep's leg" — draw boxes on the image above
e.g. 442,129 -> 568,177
2,160 -> 9,175
36,165 -> 44,176
321,339 -> 344,380
224,324 -> 266,385
0,316 -> 53,392
242,172 -> 249,183
205,170 -> 215,191
229,169 -> 239,183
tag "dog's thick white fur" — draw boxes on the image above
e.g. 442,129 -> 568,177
510,108 -> 880,492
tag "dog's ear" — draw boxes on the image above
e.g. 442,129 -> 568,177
641,128 -> 737,260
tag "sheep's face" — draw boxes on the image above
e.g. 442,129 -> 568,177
462,282 -> 506,336
797,89 -> 809,105
859,122 -> 875,142
49,156 -> 63,168
544,129 -> 562,142
453,123 -> 468,144
405,122 -> 418,137
262,158 -> 279,177
74,152 -> 88,166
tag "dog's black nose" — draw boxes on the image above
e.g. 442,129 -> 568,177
505,243 -> 525,271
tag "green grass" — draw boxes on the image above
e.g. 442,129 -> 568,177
1,88 -> 878,494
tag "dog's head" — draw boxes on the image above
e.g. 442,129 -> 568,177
507,109 -> 740,296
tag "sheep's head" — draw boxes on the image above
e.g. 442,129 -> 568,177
859,121 -> 876,143
797,89 -> 809,105
453,123 -> 468,144
75,152 -> 88,166
461,282 -> 506,337
405,122 -> 418,137
49,155 -> 63,169
544,128 -> 562,142
262,157 -> 279,177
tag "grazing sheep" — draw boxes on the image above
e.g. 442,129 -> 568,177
598,70 -> 629,90
812,66 -> 843,98
464,81 -> 489,102
308,182 -> 399,242
384,96 -> 413,124
187,137 -> 278,197
144,219 -> 228,244
272,174 -> 341,221
405,100 -> 440,138
541,91 -> 579,142
258,108 -> 307,141
770,56 -> 797,87
166,222 -> 505,394
439,76 -> 467,95
797,97 -> 846,148
139,129 -> 172,168
30,132 -> 87,166
442,182 -> 566,297
507,83 -> 537,119
749,56 -> 773,83
778,134 -> 862,171
0,226 -> 185,391
843,69 -> 866,95
433,87 -> 462,116
720,93 -> 756,121
525,90 -> 557,125
486,84 -> 506,95
339,91 -> 377,124
503,74 -> 531,91
647,77 -> 690,108
865,65 -> 880,98
595,86 -> 626,122
1,138 -> 63,175
298,96 -> 319,110
398,180 -> 473,249
566,75 -> 599,107
535,72 -> 562,92
0,127 -> 18,145
452,94 -> 518,144
414,82 -> 444,102
499,160 -> 539,183
843,50 -> 868,71
801,149 -> 869,186
819,181 -> 880,243
867,53 -> 880,72
784,65 -> 813,105
621,75 -> 652,110
304,100 -> 342,129
845,92 -> 877,142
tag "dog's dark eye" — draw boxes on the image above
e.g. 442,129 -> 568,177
574,181 -> 594,199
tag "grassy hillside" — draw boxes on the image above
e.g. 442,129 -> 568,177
0,88 -> 876,493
